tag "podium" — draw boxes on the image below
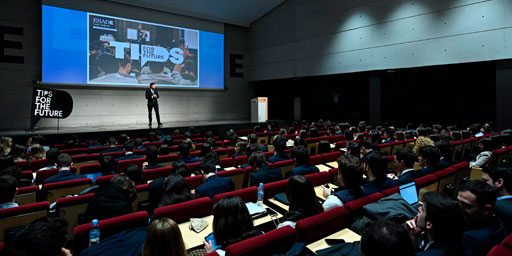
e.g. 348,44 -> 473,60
251,97 -> 268,123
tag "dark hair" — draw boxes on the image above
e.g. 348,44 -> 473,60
97,53 -> 119,74
346,141 -> 361,157
479,138 -> 495,152
310,128 -> 319,138
360,220 -> 414,256
46,148 -> 60,165
213,196 -> 257,247
370,131 -> 381,145
0,175 -> 17,204
146,145 -> 159,164
171,161 -> 191,177
149,61 -> 165,73
56,153 -> 72,168
490,167 -> 512,194
178,143 -> 191,157
451,131 -> 462,141
134,138 -> 143,148
435,140 -> 452,160
125,164 -> 147,185
461,180 -> 497,207
100,155 -> 115,175
200,143 -> 213,157
149,82 -> 156,87
460,130 -> 470,140
160,174 -> 197,207
111,174 -> 136,199
384,128 -> 395,138
108,136 -> 117,146
200,160 -> 217,175
294,138 -> 307,148
365,151 -> 388,178
248,134 -> 258,144
337,155 -> 362,191
422,192 -> 466,245
119,133 -> 129,145
124,141 -> 136,152
202,152 -> 220,166
394,148 -> 416,169
159,144 -> 170,155
418,145 -> 441,167
245,144 -> 261,158
344,130 -> 354,141
248,151 -> 267,169
286,175 -> 323,218
9,144 -> 26,159
0,165 -> 22,183
360,139 -> 372,150
292,146 -> 310,165
317,140 -> 331,154
417,128 -> 428,137
272,136 -> 287,154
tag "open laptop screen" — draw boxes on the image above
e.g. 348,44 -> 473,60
399,181 -> 419,205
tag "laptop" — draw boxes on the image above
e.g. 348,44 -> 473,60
399,181 -> 419,206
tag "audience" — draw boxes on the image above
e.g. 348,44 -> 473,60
278,175 -> 323,228
39,148 -> 59,170
346,141 -> 361,158
470,137 -> 495,168
44,153 -> 87,184
178,142 -> 200,164
159,174 -> 198,207
416,146 -> 441,177
195,160 -> 234,199
171,161 -> 191,177
125,164 -> 147,185
322,155 -> 363,211
100,137 -> 122,153
286,146 -> 320,177
99,155 -> 116,176
435,140 -> 455,170
143,218 -> 187,256
116,141 -> 143,161
360,220 -> 414,256
485,166 -> 512,232
362,151 -> 398,196
268,136 -> 290,163
232,141 -> 247,158
0,175 -> 18,209
248,151 -> 282,186
248,133 -> 268,152
388,148 -> 418,185
144,145 -> 165,170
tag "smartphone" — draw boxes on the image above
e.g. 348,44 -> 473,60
323,183 -> 330,189
205,233 -> 222,250
325,238 -> 346,245
266,207 -> 279,217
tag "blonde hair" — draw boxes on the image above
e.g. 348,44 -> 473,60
143,218 -> 187,256
412,136 -> 434,156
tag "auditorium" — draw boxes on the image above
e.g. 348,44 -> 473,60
1,0 -> 512,255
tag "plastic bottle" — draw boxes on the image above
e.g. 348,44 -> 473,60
89,219 -> 100,247
257,183 -> 264,207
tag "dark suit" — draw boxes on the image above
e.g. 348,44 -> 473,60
416,166 -> 437,178
437,158 -> 455,170
181,156 -> 201,164
44,170 -> 87,184
495,197 -> 512,233
146,87 -> 161,125
116,153 -> 144,162
100,147 -> 123,154
362,177 -> 398,196
462,217 -> 508,256
250,166 -> 283,186
398,169 -> 418,185
195,175 -> 235,199
286,164 -> 320,177
268,153 -> 290,163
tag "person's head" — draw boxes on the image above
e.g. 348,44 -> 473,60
178,142 -> 191,157
360,220 -> 414,256
200,160 -> 217,176
100,155 -> 115,175
245,144 -> 261,159
337,155 -> 362,190
235,141 -> 247,155
344,130 -> 354,141
479,137 -> 495,152
171,161 -> 191,177
143,218 -> 186,256
159,144 -> 170,155
0,165 -> 22,183
124,140 -> 135,152
360,139 -> 373,154
119,133 -> 129,144
248,151 -> 267,169
46,148 -> 60,166
435,140 -> 452,160
418,145 -> 440,168
2,216 -> 69,256
294,137 -> 307,148
460,130 -> 470,140
9,144 -> 26,159
468,123 -> 481,136
107,136 -> 117,146
111,174 -> 136,201
160,174 -> 194,206
394,131 -> 405,141
146,145 -> 159,164
394,148 -> 416,171
30,144 -> 45,160
201,152 -> 220,166
0,175 -> 17,204
417,127 -> 428,137
125,164 -> 146,185
149,61 -> 165,74
213,196 -> 255,246
364,151 -> 387,180
292,145 -> 310,166
56,153 -> 72,169
118,55 -> 132,75
346,141 -> 361,158
134,138 -> 143,149
96,53 -> 119,74
383,128 -> 395,140
272,136 -> 287,154
488,167 -> 512,196
419,192 -> 466,245
248,133 -> 258,144
200,143 -> 213,157
279,128 -> 287,136
457,180 -> 497,222
370,131 -> 381,144
286,175 -> 323,217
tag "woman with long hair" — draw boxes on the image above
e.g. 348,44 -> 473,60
159,174 -> 198,207
279,175 -> 323,228
143,218 -> 187,256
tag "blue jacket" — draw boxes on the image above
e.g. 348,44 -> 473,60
462,217 -> 508,256
250,166 -> 283,186
116,153 -> 144,162
195,175 -> 235,199
268,153 -> 290,163
332,188 -> 362,204
99,147 -> 123,154
398,170 -> 418,185
286,164 -> 320,177
181,156 -> 201,164
416,166 -> 437,178
362,177 -> 398,196
44,170 -> 87,184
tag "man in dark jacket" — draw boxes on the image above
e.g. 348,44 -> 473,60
249,151 -> 282,186
362,151 -> 398,196
269,136 -> 290,163
286,146 -> 319,177
195,160 -> 234,199
44,153 -> 87,184
146,82 -> 162,128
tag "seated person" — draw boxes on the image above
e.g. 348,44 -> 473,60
286,146 -> 320,177
9,144 -> 26,161
268,136 -> 290,163
322,155 -> 363,211
90,53 -> 138,83
346,141 -> 361,159
44,153 -> 87,184
159,174 -> 198,207
134,138 -> 146,150
99,155 -> 117,176
232,141 -> 247,158
172,161 -> 191,177
2,216 -> 70,256
240,144 -> 262,169
362,151 -> 398,196
360,220 -> 414,256
435,140 -> 455,170
405,192 -> 470,255
178,142 -> 200,164
38,148 -> 59,171
125,164 -> 147,186
470,138 -> 495,168
82,174 -> 136,223
204,196 -> 262,254
458,180 -> 507,256
360,139 -> 375,162
0,175 -> 18,209
100,137 -> 123,153
143,218 -> 187,256
248,133 -> 268,152
143,146 -> 165,170
484,167 -> 512,233
387,148 -> 418,185
382,128 -> 395,143
415,145 -> 441,177
248,151 -> 282,186
0,165 -> 28,187
195,160 -> 234,199
279,175 -> 323,228
116,141 -> 144,161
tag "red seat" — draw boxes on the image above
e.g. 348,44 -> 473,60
225,225 -> 297,256
309,155 -> 323,166
213,187 -> 257,205
21,170 -> 33,180
41,178 -> 92,203
335,141 -> 347,149
88,146 -> 109,154
73,211 -> 149,254
214,148 -> 228,156
227,147 -> 236,157
35,168 -> 58,185
185,175 -> 204,189
235,156 -> 248,166
264,152 -> 274,160
502,233 -> 512,249
153,197 -> 212,224
295,206 -> 351,243
103,151 -> 125,159
305,171 -> 333,186
0,201 -> 50,242
187,162 -> 201,172
415,174 -> 438,188
133,149 -> 147,155
55,193 -> 95,237
116,158 -> 146,173
79,163 -> 101,174
220,157 -> 234,168
322,152 -> 342,163
30,159 -> 50,171
95,174 -> 116,185
382,186 -> 399,196
143,141 -> 163,148
143,166 -> 173,180
16,185 -> 39,205
72,153 -> 100,163
344,193 -> 385,215
217,168 -> 246,190
14,160 -> 28,170
264,179 -> 288,199
487,245 -> 512,256
190,151 -> 201,158
157,154 -> 179,163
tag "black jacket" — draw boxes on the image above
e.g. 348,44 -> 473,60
145,88 -> 159,104
82,183 -> 133,223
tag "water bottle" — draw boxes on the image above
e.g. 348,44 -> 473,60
89,219 -> 100,247
257,183 -> 264,207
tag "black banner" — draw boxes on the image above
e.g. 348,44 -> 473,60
30,87 -> 73,129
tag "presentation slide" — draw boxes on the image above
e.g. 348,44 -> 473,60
42,5 -> 224,89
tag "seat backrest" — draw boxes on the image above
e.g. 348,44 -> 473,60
264,179 -> 288,199
309,155 -> 323,166
185,175 -> 204,190
73,211 -> 149,254
132,184 -> 150,211
56,193 -> 95,238
305,171 -> 333,187
79,163 -> 101,174
220,157 -> 234,168
187,162 -> 201,172
322,152 -> 342,163
61,148 -> 89,156
95,174 -> 116,185
273,159 -> 295,178
157,154 -> 179,165
41,178 -> 92,203
15,185 -> 39,206
153,197 -> 212,224
234,156 -> 248,166
487,245 -> 512,256
116,158 -> 146,173
217,168 -> 245,191
30,159 -> 50,171
344,193 -> 385,215
214,148 -> 228,158
502,233 -> 512,249
14,160 -> 28,170
143,166 -> 173,181
433,168 -> 456,193
213,187 -> 257,205
35,168 -> 58,185
143,141 -> 163,148
295,206 -> 351,243
0,201 -> 50,242
103,151 -> 126,159
225,225 -> 297,256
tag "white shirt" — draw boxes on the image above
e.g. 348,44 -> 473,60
322,195 -> 344,212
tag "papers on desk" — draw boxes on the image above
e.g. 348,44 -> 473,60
245,202 -> 267,216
